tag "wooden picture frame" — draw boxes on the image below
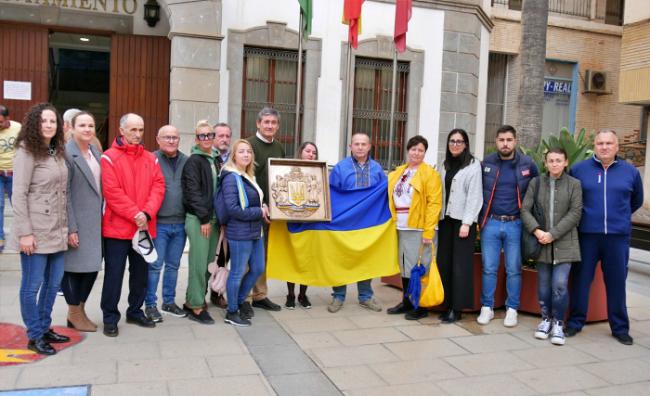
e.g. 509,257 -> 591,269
267,158 -> 332,222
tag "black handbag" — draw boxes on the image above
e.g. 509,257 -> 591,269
521,178 -> 545,261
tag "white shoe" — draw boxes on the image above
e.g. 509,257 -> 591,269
534,318 -> 552,339
504,307 -> 518,327
477,306 -> 494,325
550,321 -> 565,346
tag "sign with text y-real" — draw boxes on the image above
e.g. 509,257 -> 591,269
3,81 -> 32,100
544,79 -> 572,95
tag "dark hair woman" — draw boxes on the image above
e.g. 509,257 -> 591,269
285,141 -> 319,310
62,111 -> 103,332
387,135 -> 442,320
437,129 -> 483,323
521,147 -> 582,346
12,103 -> 70,355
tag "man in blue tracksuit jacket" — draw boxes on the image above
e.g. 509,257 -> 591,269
567,130 -> 644,345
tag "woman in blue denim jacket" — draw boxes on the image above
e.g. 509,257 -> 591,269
218,139 -> 269,327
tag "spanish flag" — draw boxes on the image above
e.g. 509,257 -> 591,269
343,0 -> 364,49
267,179 -> 399,286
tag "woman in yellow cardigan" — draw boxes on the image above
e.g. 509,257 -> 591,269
387,135 -> 442,320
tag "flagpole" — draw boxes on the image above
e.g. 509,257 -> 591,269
294,11 -> 304,156
387,47 -> 398,170
344,41 -> 353,149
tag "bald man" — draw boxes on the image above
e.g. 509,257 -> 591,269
143,126 -> 189,323
100,113 -> 166,337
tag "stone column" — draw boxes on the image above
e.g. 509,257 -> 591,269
165,0 -> 223,153
438,11 -> 482,164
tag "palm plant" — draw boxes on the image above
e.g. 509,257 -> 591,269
519,127 -> 593,173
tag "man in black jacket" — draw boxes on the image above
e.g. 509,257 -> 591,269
181,120 -> 219,324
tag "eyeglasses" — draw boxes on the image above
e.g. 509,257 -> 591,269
196,132 -> 216,141
159,136 -> 180,142
449,139 -> 465,146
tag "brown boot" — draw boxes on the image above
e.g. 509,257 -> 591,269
67,305 -> 95,332
79,302 -> 98,331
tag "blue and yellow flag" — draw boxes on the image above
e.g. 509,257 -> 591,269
267,179 -> 399,286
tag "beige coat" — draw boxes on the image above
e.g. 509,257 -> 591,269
11,146 -> 69,254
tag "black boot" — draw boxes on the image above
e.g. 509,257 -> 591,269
441,309 -> 462,324
388,278 -> 413,315
405,307 -> 428,321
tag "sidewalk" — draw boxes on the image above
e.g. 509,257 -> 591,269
2,250 -> 650,395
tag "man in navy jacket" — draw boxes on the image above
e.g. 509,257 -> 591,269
567,130 -> 643,345
478,125 -> 538,328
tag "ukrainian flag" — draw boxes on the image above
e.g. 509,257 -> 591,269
267,179 -> 399,286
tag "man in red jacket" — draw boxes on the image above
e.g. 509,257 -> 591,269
100,113 -> 166,337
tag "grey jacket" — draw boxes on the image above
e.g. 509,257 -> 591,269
11,146 -> 69,254
439,159 -> 483,225
521,173 -> 582,264
64,140 -> 103,272
154,150 -> 188,224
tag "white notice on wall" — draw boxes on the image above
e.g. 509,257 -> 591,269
3,81 -> 32,101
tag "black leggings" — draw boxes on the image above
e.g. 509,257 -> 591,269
61,271 -> 98,305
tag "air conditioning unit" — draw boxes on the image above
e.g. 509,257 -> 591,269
584,70 -> 609,94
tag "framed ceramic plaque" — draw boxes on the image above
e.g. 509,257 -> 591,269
267,158 -> 332,222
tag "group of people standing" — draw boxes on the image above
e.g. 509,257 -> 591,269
2,100 -> 643,356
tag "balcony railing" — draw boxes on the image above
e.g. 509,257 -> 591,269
492,0 -> 591,19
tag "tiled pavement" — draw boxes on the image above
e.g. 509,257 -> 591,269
2,251 -> 650,395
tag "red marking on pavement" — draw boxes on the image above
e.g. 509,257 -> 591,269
0,323 -> 84,366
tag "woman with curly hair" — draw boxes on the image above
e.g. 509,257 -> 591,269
11,103 -> 70,355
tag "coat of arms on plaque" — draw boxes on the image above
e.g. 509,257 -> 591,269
267,159 -> 332,222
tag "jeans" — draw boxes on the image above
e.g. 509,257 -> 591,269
332,279 -> 373,302
100,238 -> 148,324
226,238 -> 265,313
19,252 -> 65,340
537,262 -> 571,321
0,174 -> 12,241
146,223 -> 186,307
480,218 -> 522,309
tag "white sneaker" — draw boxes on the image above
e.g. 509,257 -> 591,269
534,318 -> 552,339
550,321 -> 565,346
477,306 -> 494,325
504,307 -> 518,327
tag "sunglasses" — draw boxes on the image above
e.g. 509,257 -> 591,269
196,132 -> 216,141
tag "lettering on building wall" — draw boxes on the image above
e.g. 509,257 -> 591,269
4,0 -> 137,15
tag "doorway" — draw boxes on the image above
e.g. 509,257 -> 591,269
48,32 -> 111,148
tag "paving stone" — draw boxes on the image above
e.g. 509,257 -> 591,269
513,345 -> 599,368
248,343 -> 319,376
115,323 -> 194,343
191,321 -> 240,339
159,336 -> 246,358
586,381 -> 650,396
332,327 -> 409,346
323,365 -> 386,390
237,322 -> 296,346
71,341 -> 160,364
267,372 -> 341,396
513,366 -> 609,393
635,336 -> 650,348
168,375 -> 273,396
626,291 -> 650,308
291,332 -> 343,350
206,354 -> 261,377
631,320 -> 650,335
16,361 -> 116,388
573,340 -> 650,361
345,382 -> 443,396
384,338 -> 468,360
396,323 -> 472,340
118,356 -> 211,383
90,381 -> 169,396
283,317 -> 358,334
310,344 -> 398,368
450,333 -> 531,353
436,373 -> 536,396
445,351 -> 535,376
0,365 -> 21,390
629,306 -> 650,321
369,358 -> 463,385
347,314 -> 419,329
580,358 -> 650,385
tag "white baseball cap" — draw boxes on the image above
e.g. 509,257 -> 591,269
132,230 -> 158,264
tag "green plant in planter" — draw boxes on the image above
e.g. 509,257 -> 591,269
519,127 -> 594,173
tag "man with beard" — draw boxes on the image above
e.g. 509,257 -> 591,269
477,125 -> 538,328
